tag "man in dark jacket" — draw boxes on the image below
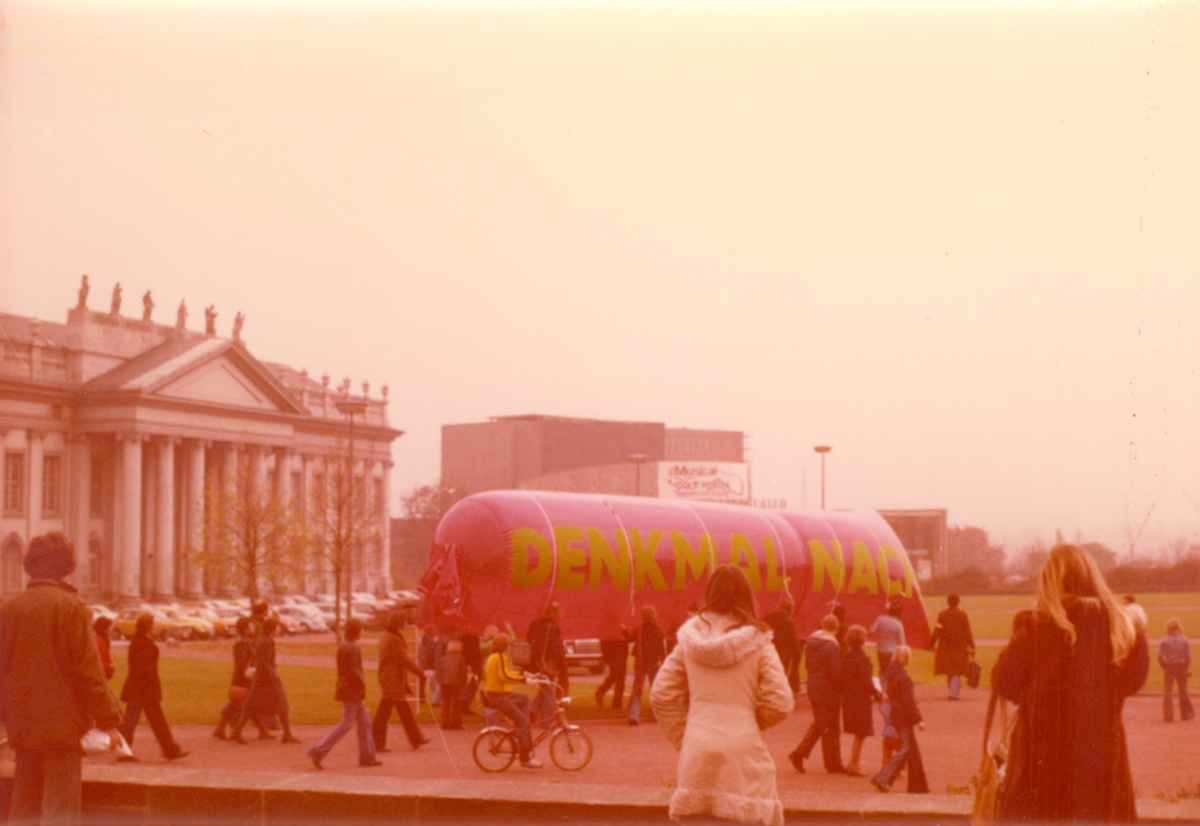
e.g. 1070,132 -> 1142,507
119,613 -> 188,761
372,612 -> 429,751
526,602 -> 567,723
788,614 -> 846,774
308,619 -> 381,769
763,596 -> 803,694
0,532 -> 123,823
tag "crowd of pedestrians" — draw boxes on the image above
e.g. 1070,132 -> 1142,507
1,531 -> 1192,826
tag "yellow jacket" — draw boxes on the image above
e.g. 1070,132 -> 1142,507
483,651 -> 525,694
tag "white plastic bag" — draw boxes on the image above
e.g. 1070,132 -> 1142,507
81,728 -> 134,758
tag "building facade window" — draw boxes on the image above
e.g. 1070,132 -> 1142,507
42,454 -> 62,517
4,453 -> 25,516
1,534 -> 23,594
90,454 -> 105,518
87,537 -> 104,590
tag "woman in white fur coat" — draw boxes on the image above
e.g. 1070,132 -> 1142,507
650,565 -> 795,825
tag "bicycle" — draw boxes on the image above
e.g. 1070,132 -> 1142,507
472,674 -> 593,772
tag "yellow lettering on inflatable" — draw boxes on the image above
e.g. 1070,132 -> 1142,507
730,534 -> 762,590
510,527 -> 553,588
764,536 -> 785,591
630,529 -> 668,591
877,544 -> 903,597
846,541 -> 880,594
588,527 -> 630,590
671,531 -> 713,590
553,526 -> 587,590
809,539 -> 845,593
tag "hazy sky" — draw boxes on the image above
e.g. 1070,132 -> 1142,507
4,1 -> 1198,559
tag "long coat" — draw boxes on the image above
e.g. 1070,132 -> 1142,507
651,614 -> 794,826
993,601 -> 1149,823
930,606 -> 975,677
243,633 -> 286,716
121,633 -> 163,703
378,629 -> 423,700
840,646 -> 879,736
0,579 -> 121,750
230,635 -> 254,688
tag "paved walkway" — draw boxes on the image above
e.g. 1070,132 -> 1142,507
21,678 -> 1192,824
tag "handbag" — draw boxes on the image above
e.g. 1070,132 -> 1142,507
967,659 -> 982,689
971,689 -> 1011,826
228,684 -> 249,702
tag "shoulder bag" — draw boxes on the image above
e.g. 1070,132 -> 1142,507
971,688 -> 1011,826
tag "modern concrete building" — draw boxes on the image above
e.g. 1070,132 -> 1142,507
1,280 -> 401,603
441,414 -> 749,503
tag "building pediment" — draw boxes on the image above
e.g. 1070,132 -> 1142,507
84,338 -> 309,416
158,358 -> 277,410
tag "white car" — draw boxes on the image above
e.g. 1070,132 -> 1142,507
276,605 -> 330,633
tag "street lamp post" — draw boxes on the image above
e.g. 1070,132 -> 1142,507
335,396 -> 368,636
627,453 -> 649,497
813,445 -> 832,510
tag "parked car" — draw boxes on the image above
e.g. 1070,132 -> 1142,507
275,612 -> 303,635
111,608 -> 192,641
151,606 -> 216,640
276,604 -> 330,633
564,638 -> 604,674
185,606 -> 235,638
88,604 -> 118,623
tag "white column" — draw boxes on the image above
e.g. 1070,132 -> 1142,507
217,443 -> 240,597
117,434 -> 143,603
69,435 -> 91,589
274,448 -> 291,505
183,440 -> 207,599
152,437 -> 177,601
381,459 -> 394,593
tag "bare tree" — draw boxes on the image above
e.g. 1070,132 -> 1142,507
195,455 -> 308,601
305,445 -> 381,635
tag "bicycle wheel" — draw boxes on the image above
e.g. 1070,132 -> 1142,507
549,726 -> 593,771
472,728 -> 518,772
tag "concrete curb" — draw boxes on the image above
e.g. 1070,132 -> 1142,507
5,763 -> 1197,825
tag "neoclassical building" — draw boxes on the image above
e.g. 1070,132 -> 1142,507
1,280 -> 402,603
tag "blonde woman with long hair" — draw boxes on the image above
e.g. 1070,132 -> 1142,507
992,544 -> 1149,822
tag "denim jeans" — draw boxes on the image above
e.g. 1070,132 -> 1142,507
10,747 -> 84,825
309,700 -> 376,765
1163,666 -> 1194,721
872,725 -> 928,793
485,691 -> 532,760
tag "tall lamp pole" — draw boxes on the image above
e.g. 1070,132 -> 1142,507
335,396 -> 368,636
627,453 -> 649,497
813,445 -> 832,510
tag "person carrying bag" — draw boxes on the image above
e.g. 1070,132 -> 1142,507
972,687 -> 1012,824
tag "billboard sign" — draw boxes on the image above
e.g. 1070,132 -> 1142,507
658,461 -> 749,504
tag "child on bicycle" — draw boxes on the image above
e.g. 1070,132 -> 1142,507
483,633 -> 542,768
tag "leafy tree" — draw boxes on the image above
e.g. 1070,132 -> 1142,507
946,525 -> 1005,578
195,456 -> 308,600
1080,541 -> 1118,572
402,481 -> 463,522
